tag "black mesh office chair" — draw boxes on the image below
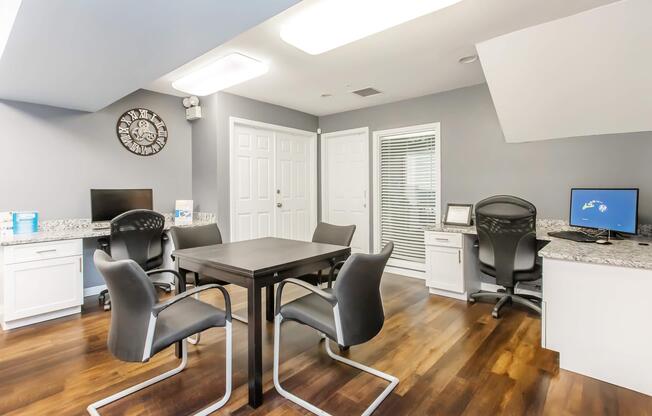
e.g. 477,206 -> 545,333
468,195 -> 542,318
273,242 -> 398,415
169,224 -> 247,346
297,222 -> 356,287
88,250 -> 232,415
98,210 -> 172,310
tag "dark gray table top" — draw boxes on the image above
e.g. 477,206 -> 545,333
173,237 -> 350,278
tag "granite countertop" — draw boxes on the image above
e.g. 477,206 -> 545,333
425,220 -> 652,270
0,213 -> 216,246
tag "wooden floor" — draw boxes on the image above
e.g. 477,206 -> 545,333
1,275 -> 650,416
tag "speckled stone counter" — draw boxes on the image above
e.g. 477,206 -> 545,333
425,219 -> 652,270
0,213 -> 216,246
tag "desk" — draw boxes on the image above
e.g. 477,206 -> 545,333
0,214 -> 215,330
424,222 -> 652,397
173,237 -> 350,408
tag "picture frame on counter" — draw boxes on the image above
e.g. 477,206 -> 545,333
443,203 -> 473,226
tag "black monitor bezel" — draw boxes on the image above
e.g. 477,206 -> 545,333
90,188 -> 153,222
569,187 -> 639,235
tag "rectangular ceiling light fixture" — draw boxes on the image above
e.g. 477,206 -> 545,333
0,0 -> 22,61
280,0 -> 463,55
172,52 -> 269,96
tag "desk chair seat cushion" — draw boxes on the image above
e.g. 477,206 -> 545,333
479,262 -> 542,282
280,288 -> 338,342
152,297 -> 226,356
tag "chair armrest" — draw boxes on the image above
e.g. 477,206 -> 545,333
327,260 -> 346,288
276,278 -> 337,316
146,268 -> 183,285
152,284 -> 232,321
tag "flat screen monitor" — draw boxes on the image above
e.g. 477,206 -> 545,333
569,188 -> 638,234
90,189 -> 153,222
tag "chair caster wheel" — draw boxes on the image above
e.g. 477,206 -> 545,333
468,297 -> 476,304
492,311 -> 499,319
98,295 -> 105,305
104,305 -> 111,311
165,287 -> 172,293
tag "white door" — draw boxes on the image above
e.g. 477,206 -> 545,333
230,118 -> 317,242
275,132 -> 312,241
321,128 -> 370,253
232,125 -> 275,241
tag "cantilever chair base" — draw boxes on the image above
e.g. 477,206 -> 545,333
87,322 -> 232,416
273,316 -> 398,416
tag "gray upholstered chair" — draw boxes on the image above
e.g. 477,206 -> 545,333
468,195 -> 542,318
298,222 -> 356,287
169,224 -> 247,347
88,250 -> 232,416
273,242 -> 397,416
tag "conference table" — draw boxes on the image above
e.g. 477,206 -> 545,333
172,237 -> 351,408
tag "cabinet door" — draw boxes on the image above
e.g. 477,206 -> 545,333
426,246 -> 464,293
4,256 -> 83,321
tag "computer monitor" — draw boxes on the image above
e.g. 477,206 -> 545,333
569,188 -> 638,234
90,189 -> 153,222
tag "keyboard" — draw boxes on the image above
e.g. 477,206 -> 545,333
548,230 -> 597,243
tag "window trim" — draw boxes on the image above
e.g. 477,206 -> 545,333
372,122 -> 441,277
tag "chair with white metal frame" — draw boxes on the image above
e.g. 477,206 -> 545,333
273,242 -> 397,416
88,250 -> 232,416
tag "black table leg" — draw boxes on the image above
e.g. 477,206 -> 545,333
174,267 -> 188,359
248,283 -> 263,408
266,284 -> 275,322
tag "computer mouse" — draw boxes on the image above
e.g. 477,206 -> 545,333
595,239 -> 612,245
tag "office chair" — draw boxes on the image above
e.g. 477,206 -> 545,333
468,195 -> 542,318
98,209 -> 172,311
297,222 -> 356,287
169,224 -> 247,345
274,242 -> 398,416
88,250 -> 232,416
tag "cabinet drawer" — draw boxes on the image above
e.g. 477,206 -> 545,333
4,239 -> 83,264
424,231 -> 462,248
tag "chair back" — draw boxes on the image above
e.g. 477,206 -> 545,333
109,209 -> 165,270
94,250 -> 158,362
312,222 -> 356,246
333,242 -> 393,346
169,223 -> 222,250
475,195 -> 537,288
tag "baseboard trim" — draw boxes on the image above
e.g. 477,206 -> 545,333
385,266 -> 426,280
84,284 -> 107,297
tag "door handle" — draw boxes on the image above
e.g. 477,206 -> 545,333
276,203 -> 283,208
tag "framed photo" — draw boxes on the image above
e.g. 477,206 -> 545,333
443,203 -> 473,226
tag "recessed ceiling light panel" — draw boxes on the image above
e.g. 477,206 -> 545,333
0,0 -> 22,61
280,0 -> 463,55
172,52 -> 269,96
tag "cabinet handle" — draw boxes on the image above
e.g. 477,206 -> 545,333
79,257 -> 82,272
36,249 -> 57,254
458,250 -> 461,263
435,238 -> 449,242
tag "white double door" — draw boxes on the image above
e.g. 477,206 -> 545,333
231,120 -> 317,242
321,128 -> 370,253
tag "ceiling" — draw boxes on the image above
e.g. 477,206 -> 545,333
478,0 -> 651,142
147,0 -> 618,117
0,0 -> 299,111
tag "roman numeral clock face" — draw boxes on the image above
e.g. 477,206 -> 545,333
116,108 -> 168,156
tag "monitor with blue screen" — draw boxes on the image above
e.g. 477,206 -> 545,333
569,188 -> 638,234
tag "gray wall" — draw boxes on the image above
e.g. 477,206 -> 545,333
192,91 -> 318,241
0,89 -> 192,218
319,84 -> 652,234
0,89 -> 193,287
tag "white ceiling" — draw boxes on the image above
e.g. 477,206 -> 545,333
147,0 -> 618,116
0,0 -> 299,111
478,0 -> 652,142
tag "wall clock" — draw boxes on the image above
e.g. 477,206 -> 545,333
116,108 -> 168,156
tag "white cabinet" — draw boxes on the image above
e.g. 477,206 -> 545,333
425,231 -> 478,301
1,239 -> 83,330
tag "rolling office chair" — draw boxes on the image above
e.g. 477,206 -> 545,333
468,195 -> 542,318
274,242 -> 398,416
88,250 -> 232,416
297,222 -> 356,287
169,223 -> 247,345
98,209 -> 172,310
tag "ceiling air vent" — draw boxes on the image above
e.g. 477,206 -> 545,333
352,87 -> 382,97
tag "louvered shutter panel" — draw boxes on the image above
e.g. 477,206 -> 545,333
378,132 -> 439,267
